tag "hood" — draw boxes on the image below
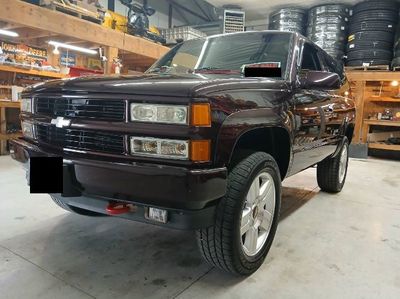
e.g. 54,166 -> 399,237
25,73 -> 289,97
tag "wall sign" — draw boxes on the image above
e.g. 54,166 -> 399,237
60,52 -> 76,67
0,40 -> 47,61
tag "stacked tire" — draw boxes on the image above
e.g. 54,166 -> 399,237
268,8 -> 307,35
346,1 -> 400,67
307,4 -> 350,63
392,23 -> 400,69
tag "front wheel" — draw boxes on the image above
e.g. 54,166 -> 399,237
197,152 -> 281,275
317,137 -> 349,193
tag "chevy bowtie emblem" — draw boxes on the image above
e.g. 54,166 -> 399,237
51,117 -> 71,128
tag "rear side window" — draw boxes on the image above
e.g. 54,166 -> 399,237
301,43 -> 322,71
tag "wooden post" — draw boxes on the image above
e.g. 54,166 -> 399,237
47,46 -> 60,68
353,81 -> 366,144
104,47 -> 119,75
0,107 -> 6,154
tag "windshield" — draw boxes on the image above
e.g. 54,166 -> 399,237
147,32 -> 292,78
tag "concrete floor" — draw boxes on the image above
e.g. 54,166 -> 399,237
0,156 -> 399,299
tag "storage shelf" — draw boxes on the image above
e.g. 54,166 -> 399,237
368,142 -> 400,151
364,120 -> 400,127
0,64 -> 66,79
368,96 -> 400,103
0,132 -> 22,141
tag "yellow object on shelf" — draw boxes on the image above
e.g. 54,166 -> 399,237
103,10 -> 128,33
149,26 -> 161,36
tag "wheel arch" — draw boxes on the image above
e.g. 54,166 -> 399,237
228,126 -> 292,180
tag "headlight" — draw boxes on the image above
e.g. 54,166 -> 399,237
21,98 -> 33,113
130,104 -> 187,124
21,121 -> 35,139
130,137 -> 189,159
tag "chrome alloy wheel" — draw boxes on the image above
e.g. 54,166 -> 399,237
240,172 -> 276,257
338,145 -> 348,184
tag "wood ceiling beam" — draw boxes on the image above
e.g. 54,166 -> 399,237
0,0 -> 169,61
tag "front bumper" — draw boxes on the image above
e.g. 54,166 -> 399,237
51,194 -> 217,230
10,138 -> 227,227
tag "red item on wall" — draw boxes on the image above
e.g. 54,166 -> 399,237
68,66 -> 103,77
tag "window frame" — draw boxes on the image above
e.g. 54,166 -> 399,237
299,41 -> 324,72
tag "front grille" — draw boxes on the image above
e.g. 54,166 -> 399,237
36,124 -> 125,155
35,98 -> 125,121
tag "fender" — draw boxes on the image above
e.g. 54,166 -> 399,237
214,107 -> 294,170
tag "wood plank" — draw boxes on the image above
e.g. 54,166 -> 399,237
0,64 -> 66,79
368,96 -> 400,103
368,142 -> 400,151
346,71 -> 400,82
0,101 -> 21,108
0,132 -> 22,141
0,0 -> 169,61
364,120 -> 400,127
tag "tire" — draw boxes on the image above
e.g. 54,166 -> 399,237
50,195 -> 106,217
349,21 -> 397,33
346,59 -> 391,66
392,57 -> 400,68
347,49 -> 393,61
197,152 -> 281,275
317,138 -> 349,193
309,4 -> 349,16
350,10 -> 399,23
348,31 -> 394,43
352,1 -> 399,15
347,40 -> 393,52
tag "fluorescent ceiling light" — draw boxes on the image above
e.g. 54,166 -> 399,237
48,41 -> 97,55
0,29 -> 19,37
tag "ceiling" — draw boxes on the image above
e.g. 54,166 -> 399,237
206,0 -> 364,21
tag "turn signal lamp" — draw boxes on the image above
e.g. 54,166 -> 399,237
191,103 -> 211,127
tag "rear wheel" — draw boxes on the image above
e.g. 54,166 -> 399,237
317,137 -> 349,193
50,195 -> 106,217
197,152 -> 281,275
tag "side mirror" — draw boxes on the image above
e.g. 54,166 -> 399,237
299,71 -> 341,90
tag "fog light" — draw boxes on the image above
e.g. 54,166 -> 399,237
130,136 -> 189,159
146,207 -> 168,223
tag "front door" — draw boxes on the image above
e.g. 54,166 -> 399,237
289,42 -> 338,175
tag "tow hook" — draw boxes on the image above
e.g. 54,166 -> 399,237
106,202 -> 136,215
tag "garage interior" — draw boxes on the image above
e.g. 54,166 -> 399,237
0,0 -> 400,298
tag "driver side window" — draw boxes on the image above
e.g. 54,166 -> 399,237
301,43 -> 322,71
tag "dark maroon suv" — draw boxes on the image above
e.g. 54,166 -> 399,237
11,31 -> 355,275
